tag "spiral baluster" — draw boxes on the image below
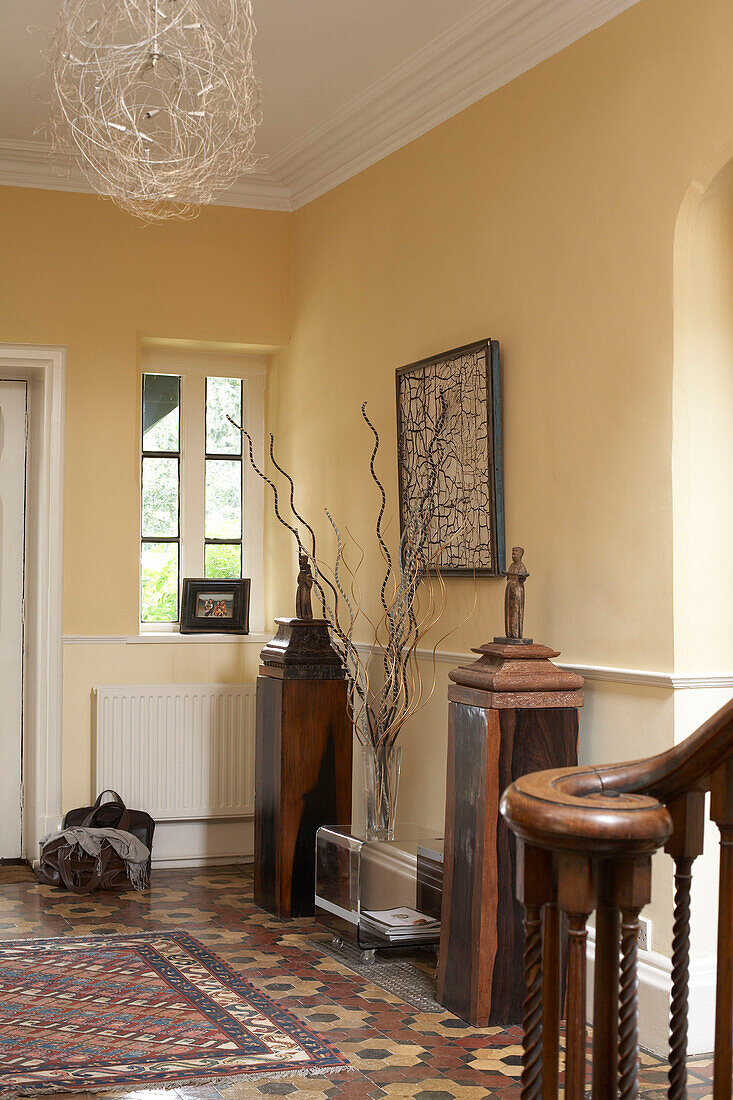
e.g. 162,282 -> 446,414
618,908 -> 641,1099
667,858 -> 693,1099
521,905 -> 543,1099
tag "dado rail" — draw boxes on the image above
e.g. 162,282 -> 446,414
500,697 -> 733,1100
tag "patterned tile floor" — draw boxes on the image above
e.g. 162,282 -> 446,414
0,865 -> 716,1099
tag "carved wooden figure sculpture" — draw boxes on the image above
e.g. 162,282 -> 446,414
496,546 -> 532,644
295,552 -> 314,620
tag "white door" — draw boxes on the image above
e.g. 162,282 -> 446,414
0,381 -> 27,859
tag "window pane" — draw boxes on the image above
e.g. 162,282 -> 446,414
143,374 -> 180,452
205,543 -> 242,579
142,457 -> 179,537
205,459 -> 242,538
206,377 -> 242,455
140,543 -> 179,622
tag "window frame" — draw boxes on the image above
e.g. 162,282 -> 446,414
140,374 -> 182,625
139,348 -> 266,634
204,375 -> 244,580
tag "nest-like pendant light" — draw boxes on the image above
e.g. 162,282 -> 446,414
48,0 -> 261,221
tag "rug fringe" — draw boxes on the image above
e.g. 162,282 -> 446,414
4,1063 -> 354,1096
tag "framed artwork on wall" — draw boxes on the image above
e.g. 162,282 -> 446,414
395,339 -> 505,576
180,577 -> 250,633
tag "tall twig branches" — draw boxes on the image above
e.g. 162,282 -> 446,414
230,399 -> 462,748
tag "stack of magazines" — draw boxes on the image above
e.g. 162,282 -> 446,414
360,906 -> 440,943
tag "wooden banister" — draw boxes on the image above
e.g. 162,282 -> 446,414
500,696 -> 733,1099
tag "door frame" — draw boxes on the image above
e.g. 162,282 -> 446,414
0,344 -> 65,860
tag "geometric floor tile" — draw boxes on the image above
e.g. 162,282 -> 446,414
376,1082 -> 498,1099
464,1044 -> 524,1077
409,1014 -> 504,1039
337,1037 -> 428,1069
0,864 -> 715,1100
301,1007 -> 376,1031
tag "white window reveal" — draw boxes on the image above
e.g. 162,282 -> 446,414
139,350 -> 265,633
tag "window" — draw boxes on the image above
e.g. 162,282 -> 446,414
139,352 -> 265,630
141,374 -> 181,623
204,377 -> 243,580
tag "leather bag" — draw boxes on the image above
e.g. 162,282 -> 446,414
37,790 -> 155,894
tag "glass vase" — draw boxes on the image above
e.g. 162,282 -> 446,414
362,742 -> 402,841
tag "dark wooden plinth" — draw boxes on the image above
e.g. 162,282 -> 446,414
254,618 -> 352,919
437,641 -> 582,1026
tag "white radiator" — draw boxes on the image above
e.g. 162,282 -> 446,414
93,683 -> 256,822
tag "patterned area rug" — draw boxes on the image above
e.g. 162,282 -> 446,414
0,930 -> 350,1095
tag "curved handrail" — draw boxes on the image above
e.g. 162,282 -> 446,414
500,695 -> 733,1099
586,696 -> 733,802
502,697 -> 733,857
501,766 -> 672,855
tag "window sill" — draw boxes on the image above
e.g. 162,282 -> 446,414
132,631 -> 271,644
63,632 -> 271,646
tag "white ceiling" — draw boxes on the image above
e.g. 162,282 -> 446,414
0,0 -> 640,211
0,0 -> 487,150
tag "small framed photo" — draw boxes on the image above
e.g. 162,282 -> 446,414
180,578 -> 250,634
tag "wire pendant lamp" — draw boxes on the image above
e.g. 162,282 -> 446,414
48,0 -> 262,221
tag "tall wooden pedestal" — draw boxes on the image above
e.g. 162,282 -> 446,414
437,641 -> 583,1026
254,618 -> 352,919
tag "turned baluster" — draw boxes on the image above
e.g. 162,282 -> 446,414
592,859 -> 620,1100
557,853 -> 596,1100
664,792 -> 705,1100
522,905 -> 543,1099
566,913 -> 590,1099
614,857 -> 651,1100
711,761 -> 733,1099
618,908 -> 642,1099
541,899 -> 561,1100
517,842 -> 554,1100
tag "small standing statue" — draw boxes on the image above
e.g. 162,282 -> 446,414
295,552 -> 314,620
500,546 -> 532,644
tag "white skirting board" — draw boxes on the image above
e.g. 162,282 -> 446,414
586,930 -> 716,1056
152,819 -> 254,868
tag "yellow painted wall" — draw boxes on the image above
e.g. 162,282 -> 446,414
674,159 -> 733,672
0,186 -> 290,808
0,186 -> 290,636
270,0 -> 733,672
267,0 -> 733,955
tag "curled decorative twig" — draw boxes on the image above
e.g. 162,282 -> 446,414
228,416 -> 303,554
233,396 -> 463,753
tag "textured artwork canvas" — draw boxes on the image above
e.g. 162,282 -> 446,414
396,340 -> 505,575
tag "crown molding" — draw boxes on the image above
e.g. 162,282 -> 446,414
0,0 -> 641,212
0,138 -> 292,212
274,0 -> 643,209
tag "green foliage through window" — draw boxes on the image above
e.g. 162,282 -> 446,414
205,543 -> 242,578
140,543 -> 179,622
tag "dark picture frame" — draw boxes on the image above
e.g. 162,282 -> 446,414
395,339 -> 505,577
180,578 -> 250,634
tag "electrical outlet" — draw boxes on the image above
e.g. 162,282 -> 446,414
638,916 -> 651,952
